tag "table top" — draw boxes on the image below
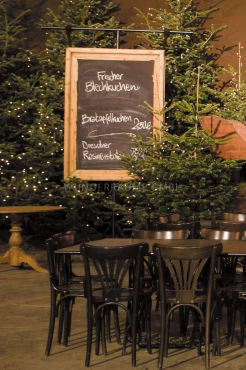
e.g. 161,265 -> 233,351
0,206 -> 66,214
54,238 -> 246,256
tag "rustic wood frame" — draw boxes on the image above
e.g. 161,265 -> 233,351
64,48 -> 165,181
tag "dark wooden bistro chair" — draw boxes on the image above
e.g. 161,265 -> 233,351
80,241 -> 153,367
45,238 -> 84,356
52,230 -> 83,284
153,242 -> 221,369
132,229 -> 190,312
221,212 -> 246,222
200,228 -> 246,352
155,221 -> 201,239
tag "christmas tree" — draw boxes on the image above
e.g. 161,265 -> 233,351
108,0 -> 245,230
220,43 -> 246,124
135,0 -> 228,133
0,0 -> 123,232
0,0 -> 245,234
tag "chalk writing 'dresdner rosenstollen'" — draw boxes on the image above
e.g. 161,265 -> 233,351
81,140 -> 121,161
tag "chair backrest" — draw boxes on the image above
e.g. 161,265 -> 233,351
211,220 -> 246,232
132,229 -> 190,240
145,214 -> 180,230
153,243 -> 219,303
200,228 -> 245,240
156,214 -> 180,224
80,242 -> 146,302
45,238 -> 59,286
52,230 -> 76,248
200,228 -> 245,274
166,213 -> 180,223
221,212 -> 246,222
52,231 -> 77,283
157,216 -> 168,224
155,221 -> 201,239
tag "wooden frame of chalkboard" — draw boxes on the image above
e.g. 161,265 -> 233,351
64,48 -> 165,181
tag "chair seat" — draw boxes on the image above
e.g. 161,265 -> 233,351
214,272 -> 246,285
69,275 -> 84,283
55,282 -> 84,295
91,287 -> 135,302
165,289 -> 208,304
227,282 -> 246,295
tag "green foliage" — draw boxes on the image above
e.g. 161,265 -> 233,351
116,126 -> 245,228
0,0 -> 244,235
0,0 -> 122,231
59,177 -> 112,230
220,64 -> 246,124
111,0 -> 245,230
135,0 -> 230,133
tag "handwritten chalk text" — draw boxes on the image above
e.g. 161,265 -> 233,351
82,140 -> 112,149
85,80 -> 140,93
97,71 -> 123,81
81,113 -> 132,125
83,150 -> 121,161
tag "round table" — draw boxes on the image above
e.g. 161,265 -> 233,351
0,206 -> 66,273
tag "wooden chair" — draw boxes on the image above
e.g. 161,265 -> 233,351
221,212 -> 246,222
200,228 -> 246,277
200,228 -> 246,354
45,238 -> 84,356
80,241 -> 153,367
211,220 -> 246,232
52,231 -> 83,284
166,213 -> 180,223
153,242 -> 221,369
52,231 -> 84,344
132,229 -> 190,315
200,228 -> 246,240
132,229 -> 190,240
145,214 -> 180,230
53,231 -> 121,346
158,216 -> 169,223
155,221 -> 201,239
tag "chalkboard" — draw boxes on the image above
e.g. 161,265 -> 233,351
64,48 -> 164,181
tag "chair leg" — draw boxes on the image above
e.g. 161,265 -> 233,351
104,304 -> 121,345
240,299 -> 245,346
158,301 -> 166,370
57,302 -> 64,344
131,303 -> 138,367
45,293 -> 57,356
228,298 -> 237,345
164,313 -> 171,358
213,318 -> 221,356
122,310 -> 130,356
113,305 -> 121,344
179,306 -> 189,337
205,322 -> 210,369
212,299 -> 222,356
85,311 -> 93,367
63,300 -> 71,346
145,298 -> 152,354
105,305 -> 111,343
101,309 -> 107,355
95,308 -> 102,355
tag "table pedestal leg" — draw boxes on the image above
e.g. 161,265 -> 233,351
0,214 -> 48,273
